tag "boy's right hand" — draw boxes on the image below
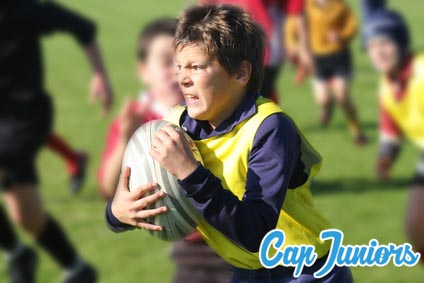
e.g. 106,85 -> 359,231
111,167 -> 167,230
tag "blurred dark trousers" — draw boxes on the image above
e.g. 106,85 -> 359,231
171,240 -> 232,283
229,254 -> 353,283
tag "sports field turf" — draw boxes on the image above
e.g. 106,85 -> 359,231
1,0 -> 424,282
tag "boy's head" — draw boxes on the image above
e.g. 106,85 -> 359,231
174,4 -> 265,127
364,10 -> 410,74
137,18 -> 182,107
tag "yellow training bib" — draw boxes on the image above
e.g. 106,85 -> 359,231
380,54 -> 424,149
165,97 -> 332,269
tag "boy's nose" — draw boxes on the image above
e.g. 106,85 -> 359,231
179,74 -> 192,88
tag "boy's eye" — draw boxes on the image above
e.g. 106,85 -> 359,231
191,65 -> 204,71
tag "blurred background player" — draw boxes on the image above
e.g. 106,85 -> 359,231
364,9 -> 424,264
98,18 -> 231,282
0,0 -> 112,282
306,0 -> 367,145
200,0 -> 310,103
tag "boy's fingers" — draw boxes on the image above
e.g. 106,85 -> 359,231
119,166 -> 131,192
161,125 -> 181,140
135,206 -> 168,219
134,190 -> 166,210
152,135 -> 165,147
136,221 -> 164,231
154,129 -> 173,142
131,182 -> 158,199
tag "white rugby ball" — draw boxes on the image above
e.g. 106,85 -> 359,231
122,120 -> 202,241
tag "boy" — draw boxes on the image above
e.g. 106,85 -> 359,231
200,0 -> 310,102
363,9 -> 424,263
99,18 -> 231,282
0,0 -> 112,282
306,0 -> 367,145
108,5 -> 353,282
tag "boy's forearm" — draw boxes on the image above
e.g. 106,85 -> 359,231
85,43 -> 109,77
179,165 -> 280,252
340,11 -> 358,43
294,15 -> 310,54
100,140 -> 128,200
377,139 -> 402,177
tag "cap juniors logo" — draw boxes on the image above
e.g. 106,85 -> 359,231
259,229 -> 421,278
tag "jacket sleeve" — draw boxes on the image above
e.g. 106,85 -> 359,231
178,113 -> 301,252
105,200 -> 136,233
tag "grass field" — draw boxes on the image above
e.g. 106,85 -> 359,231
1,0 -> 424,282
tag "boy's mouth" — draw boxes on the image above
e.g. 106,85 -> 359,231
184,93 -> 200,104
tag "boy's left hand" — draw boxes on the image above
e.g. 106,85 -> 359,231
150,125 -> 199,180
90,72 -> 114,116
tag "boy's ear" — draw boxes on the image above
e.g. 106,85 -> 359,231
235,60 -> 252,86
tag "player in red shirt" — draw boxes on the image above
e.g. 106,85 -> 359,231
98,18 -> 231,282
200,0 -> 310,102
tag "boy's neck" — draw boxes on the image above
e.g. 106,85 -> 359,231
388,52 -> 413,82
208,91 -> 247,130
141,91 -> 173,116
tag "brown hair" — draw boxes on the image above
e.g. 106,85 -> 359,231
137,18 -> 178,61
174,4 -> 266,93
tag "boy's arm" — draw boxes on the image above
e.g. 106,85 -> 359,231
98,100 -> 145,199
98,119 -> 126,200
339,6 -> 358,43
179,114 -> 300,252
285,1 -> 314,72
377,107 -> 403,180
17,2 -> 113,114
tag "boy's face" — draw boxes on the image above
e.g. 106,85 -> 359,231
367,37 -> 399,74
175,44 -> 247,127
138,35 -> 183,107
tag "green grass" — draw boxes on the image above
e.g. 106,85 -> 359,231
1,0 -> 424,282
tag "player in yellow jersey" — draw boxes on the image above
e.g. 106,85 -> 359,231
364,9 -> 424,264
108,4 -> 353,282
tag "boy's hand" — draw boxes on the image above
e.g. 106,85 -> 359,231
90,72 -> 114,116
327,30 -> 340,44
111,167 -> 167,230
119,99 -> 146,141
150,125 -> 198,180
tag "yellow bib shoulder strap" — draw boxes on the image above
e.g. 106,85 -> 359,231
164,105 -> 186,126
